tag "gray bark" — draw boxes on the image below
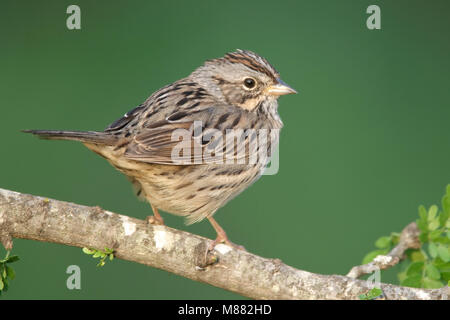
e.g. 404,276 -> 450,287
0,187 -> 448,300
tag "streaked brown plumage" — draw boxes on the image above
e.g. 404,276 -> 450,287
24,50 -> 296,249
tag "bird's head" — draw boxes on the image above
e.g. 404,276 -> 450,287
191,49 -> 297,112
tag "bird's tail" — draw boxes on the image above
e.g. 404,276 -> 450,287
23,130 -> 118,145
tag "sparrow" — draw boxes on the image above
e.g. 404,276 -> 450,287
24,50 -> 297,249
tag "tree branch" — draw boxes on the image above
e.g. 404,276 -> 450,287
0,188 -> 448,300
346,222 -> 421,279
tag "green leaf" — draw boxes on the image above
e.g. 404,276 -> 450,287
406,261 -> 424,277
391,233 -> 400,245
375,236 -> 391,249
1,265 -> 6,279
422,278 -> 444,289
425,263 -> 441,280
1,278 -> 7,292
0,277 -> 3,291
6,256 -> 19,263
440,185 -> 450,227
429,229 -> 442,241
442,272 -> 450,282
442,185 -> 450,215
92,251 -> 101,258
435,238 -> 450,246
418,207 -> 428,232
367,287 -> 383,299
433,258 -> 450,271
359,287 -> 383,300
5,266 -> 15,280
428,219 -> 440,231
401,275 -> 422,288
428,205 -> 438,221
437,245 -> 450,262
82,248 -> 94,255
428,243 -> 438,258
441,207 -> 449,227
109,254 -> 114,261
419,205 -> 428,221
409,250 -> 426,262
419,232 -> 428,244
397,270 -> 407,282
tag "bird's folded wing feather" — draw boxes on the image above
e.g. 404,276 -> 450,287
124,105 -> 262,165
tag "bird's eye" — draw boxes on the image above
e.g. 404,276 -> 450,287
243,77 -> 256,89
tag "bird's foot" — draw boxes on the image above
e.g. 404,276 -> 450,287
146,214 -> 165,226
147,205 -> 164,225
206,216 -> 246,252
199,235 -> 246,268
207,233 -> 246,252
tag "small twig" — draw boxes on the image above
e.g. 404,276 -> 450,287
347,222 -> 421,279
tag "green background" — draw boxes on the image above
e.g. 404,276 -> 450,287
1,0 -> 449,299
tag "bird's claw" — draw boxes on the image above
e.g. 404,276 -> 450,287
146,215 -> 164,226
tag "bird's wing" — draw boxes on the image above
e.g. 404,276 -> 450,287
104,105 -> 145,132
123,105 -> 265,165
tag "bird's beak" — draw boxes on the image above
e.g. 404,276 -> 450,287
266,79 -> 297,96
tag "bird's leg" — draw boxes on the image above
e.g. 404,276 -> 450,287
207,216 -> 245,251
146,204 -> 164,225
